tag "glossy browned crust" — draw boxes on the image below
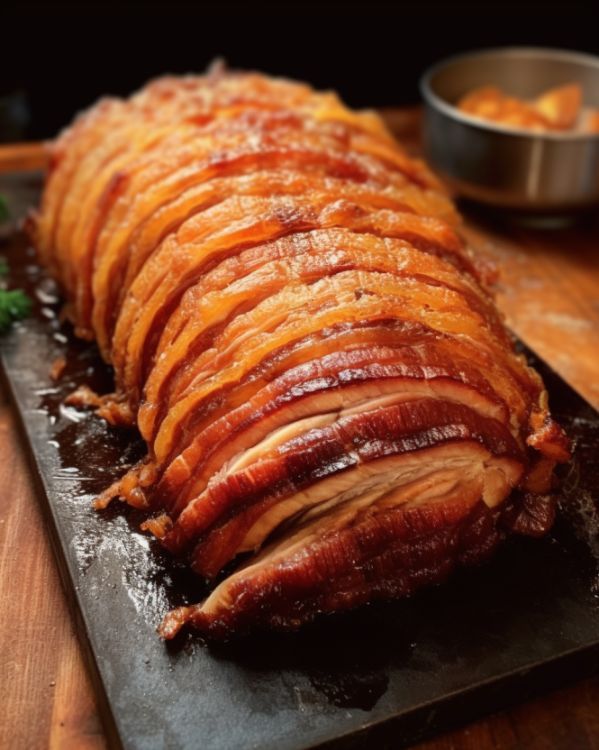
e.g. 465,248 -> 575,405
32,68 -> 570,639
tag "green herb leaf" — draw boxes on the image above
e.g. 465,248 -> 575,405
0,289 -> 32,333
0,196 -> 30,332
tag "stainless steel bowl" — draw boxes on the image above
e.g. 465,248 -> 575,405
420,48 -> 599,211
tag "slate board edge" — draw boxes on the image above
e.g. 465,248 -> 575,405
313,644 -> 599,749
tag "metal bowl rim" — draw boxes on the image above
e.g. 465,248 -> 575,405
420,46 -> 599,143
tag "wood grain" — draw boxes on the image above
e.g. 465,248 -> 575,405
1,109 -> 598,749
464,216 -> 599,413
0,384 -> 106,750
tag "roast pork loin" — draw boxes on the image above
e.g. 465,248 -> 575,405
31,69 -> 570,639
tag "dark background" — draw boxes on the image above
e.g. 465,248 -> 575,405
3,1 -> 598,140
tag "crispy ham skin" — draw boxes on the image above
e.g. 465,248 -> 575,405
32,69 -> 570,640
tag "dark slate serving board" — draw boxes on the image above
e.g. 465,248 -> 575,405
1,177 -> 599,750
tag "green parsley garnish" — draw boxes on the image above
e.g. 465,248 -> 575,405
0,289 -> 32,332
0,195 -> 32,332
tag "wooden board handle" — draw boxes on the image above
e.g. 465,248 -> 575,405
0,142 -> 51,174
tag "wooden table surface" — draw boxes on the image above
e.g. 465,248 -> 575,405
1,110 -> 598,750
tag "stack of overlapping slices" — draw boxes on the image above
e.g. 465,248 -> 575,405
30,68 -> 570,638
